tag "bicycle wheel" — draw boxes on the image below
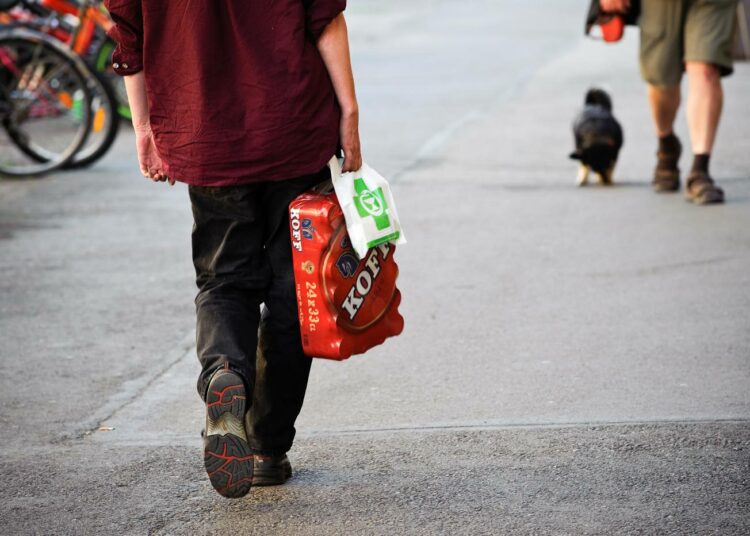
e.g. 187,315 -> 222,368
62,65 -> 120,168
0,31 -> 92,177
7,49 -> 121,169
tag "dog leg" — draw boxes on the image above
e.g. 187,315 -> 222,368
598,163 -> 615,186
577,165 -> 590,187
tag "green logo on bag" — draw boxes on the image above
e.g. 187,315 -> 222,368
353,178 -> 391,231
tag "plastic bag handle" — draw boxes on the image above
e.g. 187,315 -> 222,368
328,155 -> 344,183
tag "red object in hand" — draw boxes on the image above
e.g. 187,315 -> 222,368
600,15 -> 625,42
290,190 -> 404,360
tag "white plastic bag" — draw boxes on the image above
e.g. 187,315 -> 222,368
329,157 -> 406,259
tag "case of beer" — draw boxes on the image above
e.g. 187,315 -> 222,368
289,190 -> 404,360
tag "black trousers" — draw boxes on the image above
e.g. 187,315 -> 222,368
189,169 -> 327,456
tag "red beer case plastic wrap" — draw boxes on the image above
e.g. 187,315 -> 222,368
289,190 -> 404,360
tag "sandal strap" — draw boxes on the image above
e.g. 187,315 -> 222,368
654,169 -> 679,181
687,172 -> 723,196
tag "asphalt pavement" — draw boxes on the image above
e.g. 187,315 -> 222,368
1,1 -> 749,534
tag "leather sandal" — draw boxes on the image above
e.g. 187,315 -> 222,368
653,136 -> 682,193
685,170 -> 724,205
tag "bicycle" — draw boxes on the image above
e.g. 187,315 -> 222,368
2,0 -> 121,169
0,24 -> 93,176
38,0 -> 130,120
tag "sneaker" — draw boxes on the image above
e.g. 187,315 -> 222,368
685,170 -> 725,205
252,455 -> 293,486
653,135 -> 682,193
203,368 -> 254,498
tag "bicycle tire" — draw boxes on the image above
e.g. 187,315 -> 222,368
63,65 -> 120,168
0,29 -> 92,177
11,57 -> 120,169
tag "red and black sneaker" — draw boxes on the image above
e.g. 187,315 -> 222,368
203,368 -> 254,498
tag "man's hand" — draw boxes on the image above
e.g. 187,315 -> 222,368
600,0 -> 630,13
340,108 -> 362,172
124,73 -> 174,185
134,124 -> 174,185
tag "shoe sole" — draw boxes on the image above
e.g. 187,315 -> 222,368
204,371 -> 254,498
252,459 -> 293,486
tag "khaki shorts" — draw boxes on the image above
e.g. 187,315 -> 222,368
640,0 -> 739,86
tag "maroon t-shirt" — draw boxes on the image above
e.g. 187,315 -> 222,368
104,0 -> 345,186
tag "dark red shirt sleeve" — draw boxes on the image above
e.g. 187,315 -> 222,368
303,0 -> 347,41
103,0 -> 143,76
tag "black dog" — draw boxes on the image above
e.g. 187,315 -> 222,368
570,88 -> 623,186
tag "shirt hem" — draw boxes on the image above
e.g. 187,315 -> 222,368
167,158 -> 336,187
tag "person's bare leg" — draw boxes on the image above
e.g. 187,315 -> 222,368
648,84 -> 681,137
686,61 -> 723,154
684,61 -> 724,203
648,84 -> 683,192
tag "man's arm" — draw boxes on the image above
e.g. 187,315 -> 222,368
123,73 -> 171,184
317,14 -> 362,172
105,0 -> 169,183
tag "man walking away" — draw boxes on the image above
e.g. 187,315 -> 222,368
602,0 -> 738,204
104,0 -> 362,498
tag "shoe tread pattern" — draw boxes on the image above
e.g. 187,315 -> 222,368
203,370 -> 253,498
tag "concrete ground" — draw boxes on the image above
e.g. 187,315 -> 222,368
1,1 -> 749,534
